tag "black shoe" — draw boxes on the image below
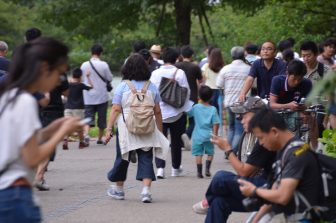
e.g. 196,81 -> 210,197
197,173 -> 204,179
97,140 -> 104,145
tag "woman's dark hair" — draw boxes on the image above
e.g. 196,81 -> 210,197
0,37 -> 68,113
25,27 -> 42,42
162,47 -> 179,64
199,85 -> 213,102
208,48 -> 224,73
248,108 -> 287,133
121,53 -> 151,81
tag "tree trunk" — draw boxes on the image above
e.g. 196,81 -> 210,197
174,0 -> 192,45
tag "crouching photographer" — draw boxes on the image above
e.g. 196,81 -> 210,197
239,108 -> 321,223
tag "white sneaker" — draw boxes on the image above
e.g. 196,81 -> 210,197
181,133 -> 191,151
156,168 -> 165,179
141,193 -> 152,203
171,166 -> 183,177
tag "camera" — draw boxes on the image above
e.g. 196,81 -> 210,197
242,196 -> 266,211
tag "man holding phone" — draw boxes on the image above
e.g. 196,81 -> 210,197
269,60 -> 312,111
238,108 -> 320,222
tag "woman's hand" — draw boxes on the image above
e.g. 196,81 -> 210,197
59,117 -> 83,135
105,128 -> 114,145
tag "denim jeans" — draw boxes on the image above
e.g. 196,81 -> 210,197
0,186 -> 41,223
227,108 -> 244,152
107,130 -> 156,182
205,170 -> 267,223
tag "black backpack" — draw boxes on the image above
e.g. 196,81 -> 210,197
282,141 -> 336,221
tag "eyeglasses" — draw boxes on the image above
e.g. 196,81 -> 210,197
261,47 -> 275,51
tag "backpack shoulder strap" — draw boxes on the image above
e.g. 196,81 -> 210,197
317,62 -> 324,77
141,81 -> 150,94
281,140 -> 305,167
125,80 -> 137,94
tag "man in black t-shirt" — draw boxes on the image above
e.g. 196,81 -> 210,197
63,68 -> 93,150
192,97 -> 277,223
239,109 -> 320,222
175,46 -> 203,150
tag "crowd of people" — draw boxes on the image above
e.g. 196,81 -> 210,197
0,27 -> 336,222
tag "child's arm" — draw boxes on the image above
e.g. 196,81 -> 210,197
212,123 -> 219,136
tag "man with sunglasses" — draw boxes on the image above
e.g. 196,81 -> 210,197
192,97 -> 277,223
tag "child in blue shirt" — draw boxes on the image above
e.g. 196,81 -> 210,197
188,85 -> 220,178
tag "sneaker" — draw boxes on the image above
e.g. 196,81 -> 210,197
192,199 -> 209,215
79,141 -> 89,149
171,166 -> 183,177
156,168 -> 165,179
62,144 -> 69,150
181,133 -> 191,151
97,140 -> 104,145
107,187 -> 125,200
35,180 -> 50,191
141,193 -> 152,203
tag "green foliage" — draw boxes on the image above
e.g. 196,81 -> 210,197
307,70 -> 336,105
319,129 -> 336,158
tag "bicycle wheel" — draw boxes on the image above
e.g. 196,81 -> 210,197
237,132 -> 257,162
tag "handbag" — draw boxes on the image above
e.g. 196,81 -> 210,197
159,68 -> 188,108
89,60 -> 113,92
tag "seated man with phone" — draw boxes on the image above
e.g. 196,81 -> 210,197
238,108 -> 320,222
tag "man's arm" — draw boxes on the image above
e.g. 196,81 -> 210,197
269,95 -> 299,110
211,135 -> 259,177
239,178 -> 299,205
239,76 -> 254,102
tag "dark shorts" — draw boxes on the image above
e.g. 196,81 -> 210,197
84,102 -> 108,129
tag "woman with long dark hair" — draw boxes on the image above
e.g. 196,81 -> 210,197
105,54 -> 169,203
202,48 -> 225,112
0,37 -> 82,222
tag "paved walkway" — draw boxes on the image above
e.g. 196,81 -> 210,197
37,138 -> 251,223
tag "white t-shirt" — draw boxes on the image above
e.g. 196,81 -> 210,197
0,89 -> 41,189
150,65 -> 193,120
81,57 -> 113,105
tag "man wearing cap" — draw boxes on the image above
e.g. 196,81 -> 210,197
150,44 -> 164,65
192,97 -> 276,223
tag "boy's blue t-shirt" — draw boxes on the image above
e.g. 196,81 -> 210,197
188,103 -> 220,142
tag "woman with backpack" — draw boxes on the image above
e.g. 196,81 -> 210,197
0,37 -> 83,223
105,54 -> 169,203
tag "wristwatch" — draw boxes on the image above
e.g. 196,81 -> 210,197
225,149 -> 234,159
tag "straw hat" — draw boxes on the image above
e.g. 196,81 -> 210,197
150,45 -> 162,54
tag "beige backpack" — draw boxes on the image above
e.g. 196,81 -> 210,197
122,80 -> 155,135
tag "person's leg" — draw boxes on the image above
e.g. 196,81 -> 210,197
170,114 -> 186,170
136,148 -> 155,203
155,122 -> 169,169
204,141 -> 214,177
196,155 -> 203,178
227,108 -> 235,146
97,102 -> 108,143
34,159 -> 50,191
231,119 -> 244,152
84,105 -> 96,143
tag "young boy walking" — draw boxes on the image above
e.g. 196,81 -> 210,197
63,68 -> 93,149
188,85 -> 220,178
